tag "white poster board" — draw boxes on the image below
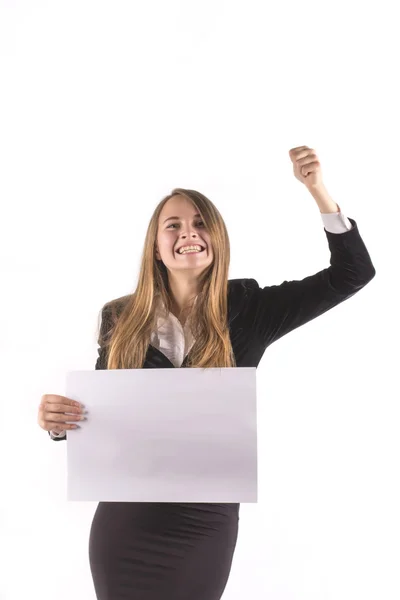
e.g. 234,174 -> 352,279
65,367 -> 257,502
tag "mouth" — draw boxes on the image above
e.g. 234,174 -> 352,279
175,245 -> 206,255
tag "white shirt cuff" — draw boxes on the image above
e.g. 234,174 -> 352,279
321,204 -> 353,234
49,430 -> 66,439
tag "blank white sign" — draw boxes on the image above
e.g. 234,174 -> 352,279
65,367 -> 258,502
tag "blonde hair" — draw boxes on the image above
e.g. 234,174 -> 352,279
97,188 -> 236,369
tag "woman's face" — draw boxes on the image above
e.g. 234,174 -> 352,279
156,195 -> 213,274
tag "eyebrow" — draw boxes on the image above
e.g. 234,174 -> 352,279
163,213 -> 201,224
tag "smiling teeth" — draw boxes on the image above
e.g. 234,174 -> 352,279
178,245 -> 202,254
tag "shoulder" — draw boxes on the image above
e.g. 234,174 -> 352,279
228,278 -> 259,296
228,278 -> 260,315
97,294 -> 132,343
102,294 -> 132,318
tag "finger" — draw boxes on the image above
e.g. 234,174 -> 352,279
301,162 -> 320,176
290,147 -> 315,161
289,146 -> 310,156
41,394 -> 83,408
40,396 -> 83,412
40,403 -> 82,416
46,421 -> 79,431
290,145 -> 309,152
46,410 -> 85,421
296,154 -> 318,167
37,415 -> 79,430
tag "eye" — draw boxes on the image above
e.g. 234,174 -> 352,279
167,220 -> 205,229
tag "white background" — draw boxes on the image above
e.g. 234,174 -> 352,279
0,1 -> 398,599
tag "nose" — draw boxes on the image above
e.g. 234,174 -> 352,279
179,228 -> 199,241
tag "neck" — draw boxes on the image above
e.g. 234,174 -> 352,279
168,275 -> 200,315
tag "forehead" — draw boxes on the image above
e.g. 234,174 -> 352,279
159,195 -> 197,219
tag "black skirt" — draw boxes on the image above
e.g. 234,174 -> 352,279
88,501 -> 240,600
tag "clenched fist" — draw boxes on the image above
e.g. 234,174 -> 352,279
289,146 -> 323,190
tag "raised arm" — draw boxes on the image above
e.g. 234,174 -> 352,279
242,145 -> 375,348
243,215 -> 375,349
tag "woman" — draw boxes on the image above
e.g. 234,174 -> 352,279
38,146 -> 375,599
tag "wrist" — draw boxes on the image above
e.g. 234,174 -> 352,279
308,184 -> 339,213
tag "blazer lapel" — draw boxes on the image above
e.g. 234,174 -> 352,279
144,344 -> 176,368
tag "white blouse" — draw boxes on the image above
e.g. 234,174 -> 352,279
49,208 -> 352,439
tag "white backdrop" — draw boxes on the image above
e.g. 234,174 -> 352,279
0,1 -> 398,599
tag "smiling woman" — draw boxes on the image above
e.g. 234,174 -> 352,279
157,199 -> 212,269
45,168 -> 376,600
86,189 -> 241,599
100,188 -> 235,371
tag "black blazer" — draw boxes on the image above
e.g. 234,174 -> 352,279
50,217 -> 375,441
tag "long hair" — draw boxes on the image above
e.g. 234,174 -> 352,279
97,188 -> 236,369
